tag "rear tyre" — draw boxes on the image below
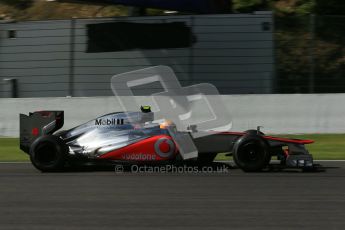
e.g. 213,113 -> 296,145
233,135 -> 271,172
29,135 -> 68,172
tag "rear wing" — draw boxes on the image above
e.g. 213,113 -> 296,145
20,111 -> 64,153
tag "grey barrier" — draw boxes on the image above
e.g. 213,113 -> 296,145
1,94 -> 344,137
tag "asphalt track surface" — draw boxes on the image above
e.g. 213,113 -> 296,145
0,161 -> 345,230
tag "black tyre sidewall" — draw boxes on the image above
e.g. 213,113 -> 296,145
233,135 -> 270,172
30,135 -> 67,172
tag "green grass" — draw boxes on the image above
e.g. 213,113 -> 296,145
1,134 -> 345,162
0,138 -> 29,162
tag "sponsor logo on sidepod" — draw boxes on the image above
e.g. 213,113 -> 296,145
122,153 -> 156,161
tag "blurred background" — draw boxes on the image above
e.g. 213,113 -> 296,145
0,0 -> 344,97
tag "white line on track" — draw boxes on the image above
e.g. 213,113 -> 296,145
315,160 -> 345,162
216,160 -> 345,163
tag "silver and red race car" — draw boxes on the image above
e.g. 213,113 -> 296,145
20,106 -> 314,172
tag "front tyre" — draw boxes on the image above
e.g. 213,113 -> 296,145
233,135 -> 271,172
29,135 -> 68,172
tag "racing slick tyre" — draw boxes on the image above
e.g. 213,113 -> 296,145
29,135 -> 68,172
233,134 -> 271,172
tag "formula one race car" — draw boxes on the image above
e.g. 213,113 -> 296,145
20,107 -> 315,172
